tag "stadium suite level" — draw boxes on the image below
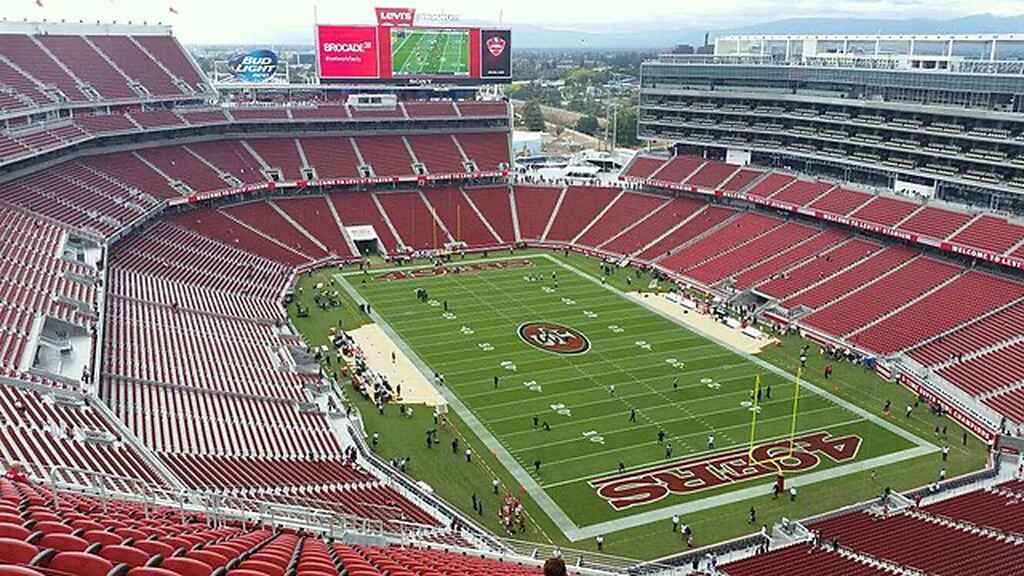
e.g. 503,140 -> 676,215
639,34 -> 1024,214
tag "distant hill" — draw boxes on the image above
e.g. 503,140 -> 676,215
508,13 -> 1024,50
191,13 -> 1024,51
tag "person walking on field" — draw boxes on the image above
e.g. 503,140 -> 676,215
629,408 -> 637,423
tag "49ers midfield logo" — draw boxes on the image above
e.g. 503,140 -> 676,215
518,322 -> 590,355
589,431 -> 862,510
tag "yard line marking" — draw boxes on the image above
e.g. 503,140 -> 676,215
511,404 -> 847,458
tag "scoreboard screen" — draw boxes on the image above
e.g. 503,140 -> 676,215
317,24 -> 511,83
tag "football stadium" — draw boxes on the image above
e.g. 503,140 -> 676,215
0,4 -> 1021,576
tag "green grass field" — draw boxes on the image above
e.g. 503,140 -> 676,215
288,251 -> 988,560
391,29 -> 469,76
340,253 -> 935,532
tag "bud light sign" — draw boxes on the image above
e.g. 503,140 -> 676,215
229,49 -> 279,82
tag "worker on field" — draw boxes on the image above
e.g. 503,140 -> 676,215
629,408 -> 637,423
657,430 -> 666,444
609,384 -> 616,397
707,433 -> 715,450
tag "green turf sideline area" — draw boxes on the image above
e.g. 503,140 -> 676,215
288,251 -> 988,560
338,252 -> 935,539
391,29 -> 469,76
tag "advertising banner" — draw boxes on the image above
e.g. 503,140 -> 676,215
317,25 -> 380,79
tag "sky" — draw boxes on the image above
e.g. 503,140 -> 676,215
4,0 -> 1023,44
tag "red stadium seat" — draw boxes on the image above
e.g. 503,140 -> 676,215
82,530 -> 124,546
31,522 -> 72,535
0,523 -> 30,540
159,557 -> 212,576
184,550 -> 227,569
36,533 -> 88,553
127,569 -> 181,576
0,513 -> 23,525
0,538 -> 39,564
0,567 -> 46,576
48,552 -> 114,576
235,559 -> 284,576
99,545 -> 151,568
133,540 -> 176,558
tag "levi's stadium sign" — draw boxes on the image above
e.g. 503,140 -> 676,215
375,7 -> 416,26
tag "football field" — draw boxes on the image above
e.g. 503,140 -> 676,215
391,29 -> 470,76
343,253 -> 934,539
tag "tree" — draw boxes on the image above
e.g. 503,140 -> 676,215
615,107 -> 640,147
575,115 -> 599,136
521,100 -> 545,131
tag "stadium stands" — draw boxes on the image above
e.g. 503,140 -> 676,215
684,160 -> 740,190
755,238 -> 884,299
684,221 -> 821,285
600,197 -> 706,256
849,195 -> 920,227
0,479 -> 536,575
454,132 -> 509,171
273,196 -> 354,258
810,510 -> 1024,575
621,155 -> 666,180
745,173 -> 796,197
186,140 -> 265,184
299,137 -> 362,179
715,544 -> 891,576
897,206 -> 973,240
638,205 -> 738,261
354,136 -> 416,177
782,246 -> 917,311
720,168 -> 764,192
136,145 -> 227,193
423,187 -> 502,247
771,180 -> 834,207
464,186 -> 516,243
574,191 -> 665,248
648,154 -> 705,182
808,186 -> 873,215
169,208 -> 312,265
513,186 -> 563,240
328,191 -> 402,253
923,481 -> 1024,535
376,190 -> 449,250
850,271 -> 1024,355
659,212 -> 783,272
407,134 -> 467,175
221,201 -> 329,260
730,228 -> 850,290
802,256 -> 962,337
246,138 -> 304,181
544,186 -> 621,242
